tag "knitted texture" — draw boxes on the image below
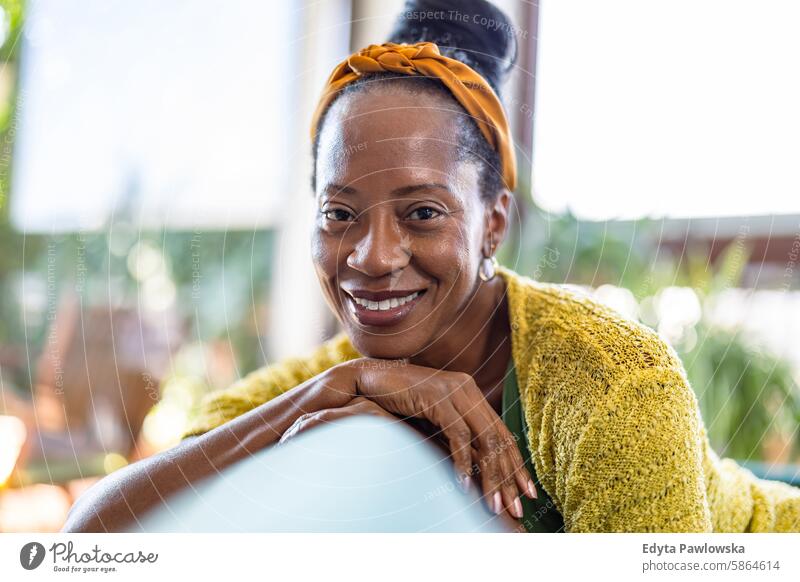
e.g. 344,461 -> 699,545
182,267 -> 800,532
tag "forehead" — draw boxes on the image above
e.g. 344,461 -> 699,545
316,83 -> 469,191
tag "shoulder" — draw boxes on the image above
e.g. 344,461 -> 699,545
241,332 -> 360,388
310,332 -> 362,366
502,266 -> 698,443
500,266 -> 685,382
499,268 -> 711,531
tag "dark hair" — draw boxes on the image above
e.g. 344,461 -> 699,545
311,0 -> 518,199
389,0 -> 517,96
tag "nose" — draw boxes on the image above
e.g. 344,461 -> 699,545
346,213 -> 411,278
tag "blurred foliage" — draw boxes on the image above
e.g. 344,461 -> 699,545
680,238 -> 800,460
1,226 -> 275,392
0,0 -> 31,363
684,323 -> 800,461
503,209 -> 663,294
0,0 -> 23,62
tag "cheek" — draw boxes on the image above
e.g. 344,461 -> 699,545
311,230 -> 350,318
415,221 -> 480,290
311,228 -> 343,277
310,229 -> 342,301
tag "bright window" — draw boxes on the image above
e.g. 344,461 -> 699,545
11,0 -> 298,232
532,0 -> 800,220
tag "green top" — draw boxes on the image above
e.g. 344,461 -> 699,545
501,361 -> 565,533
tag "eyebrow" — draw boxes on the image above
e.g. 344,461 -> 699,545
324,184 -> 357,197
324,182 -> 451,197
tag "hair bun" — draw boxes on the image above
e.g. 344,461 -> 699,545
388,0 -> 518,96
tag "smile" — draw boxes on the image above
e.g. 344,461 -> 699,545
343,289 -> 427,326
351,291 -> 421,311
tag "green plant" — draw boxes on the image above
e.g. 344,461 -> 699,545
681,323 -> 800,461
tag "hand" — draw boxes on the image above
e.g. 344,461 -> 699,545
348,358 -> 537,519
279,396 -> 399,444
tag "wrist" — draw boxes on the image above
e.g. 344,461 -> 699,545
318,360 -> 360,407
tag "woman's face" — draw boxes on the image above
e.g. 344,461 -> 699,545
312,86 -> 504,359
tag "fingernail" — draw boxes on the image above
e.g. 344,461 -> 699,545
492,491 -> 503,515
513,496 -> 523,519
458,475 -> 472,494
527,480 -> 538,499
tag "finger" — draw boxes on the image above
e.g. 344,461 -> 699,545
349,398 -> 398,421
477,421 -> 524,517
470,446 -> 502,516
280,409 -> 341,443
501,426 -> 537,499
451,394 -> 510,512
496,445 -> 524,519
280,412 -> 315,444
491,419 -> 535,501
490,423 -> 532,513
432,404 -> 475,491
475,430 -> 507,515
457,390 -> 535,502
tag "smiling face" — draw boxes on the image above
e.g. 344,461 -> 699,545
312,82 -> 508,359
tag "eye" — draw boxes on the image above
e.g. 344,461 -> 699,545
322,208 -> 356,222
406,206 -> 442,221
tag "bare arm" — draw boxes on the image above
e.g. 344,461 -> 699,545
61,363 -> 356,532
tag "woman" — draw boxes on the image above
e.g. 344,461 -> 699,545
64,0 -> 800,533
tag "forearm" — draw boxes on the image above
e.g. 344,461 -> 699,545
62,365 -> 354,532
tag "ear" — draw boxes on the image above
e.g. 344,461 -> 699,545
483,189 -> 512,257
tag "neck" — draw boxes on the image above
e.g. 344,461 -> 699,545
409,275 -> 511,395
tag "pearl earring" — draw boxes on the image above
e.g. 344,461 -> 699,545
479,233 -> 498,282
479,255 -> 499,282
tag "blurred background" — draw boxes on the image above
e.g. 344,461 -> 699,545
0,0 -> 798,531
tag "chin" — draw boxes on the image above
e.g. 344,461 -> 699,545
346,331 -> 422,361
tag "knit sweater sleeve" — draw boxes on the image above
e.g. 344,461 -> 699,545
180,333 -> 360,440
561,365 -> 713,532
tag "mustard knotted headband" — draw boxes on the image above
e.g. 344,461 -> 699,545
310,41 -> 517,191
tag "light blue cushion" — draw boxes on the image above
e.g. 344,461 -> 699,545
136,415 -> 509,532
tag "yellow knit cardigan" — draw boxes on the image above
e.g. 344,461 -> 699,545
182,267 -> 800,532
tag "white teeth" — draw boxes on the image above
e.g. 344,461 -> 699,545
352,291 -> 420,311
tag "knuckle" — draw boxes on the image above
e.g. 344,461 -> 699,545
482,460 -> 501,483
452,425 -> 471,443
447,371 -> 473,391
455,371 -> 473,386
498,432 -> 517,454
439,382 -> 459,399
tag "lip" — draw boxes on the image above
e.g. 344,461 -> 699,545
342,288 -> 427,327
